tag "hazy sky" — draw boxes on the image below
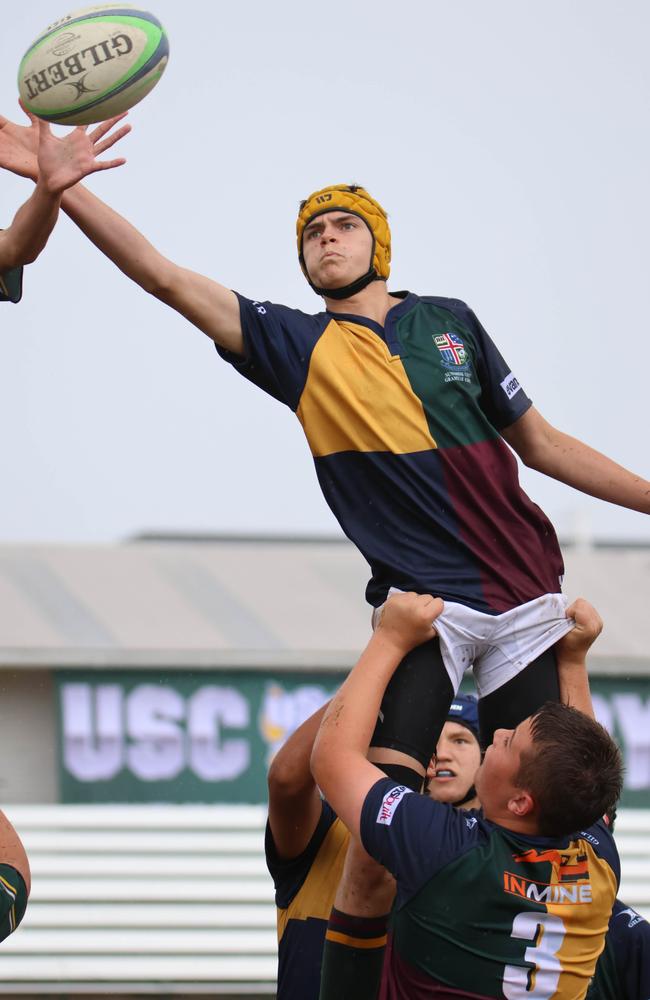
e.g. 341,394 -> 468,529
1,1 -> 649,544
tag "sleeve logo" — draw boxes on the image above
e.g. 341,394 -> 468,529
376,784 -> 412,826
500,372 -> 522,400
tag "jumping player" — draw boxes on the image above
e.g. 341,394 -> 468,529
0,113 -> 130,303
0,116 -> 646,763
312,591 -> 623,997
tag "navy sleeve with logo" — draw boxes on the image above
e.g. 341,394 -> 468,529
438,298 -> 533,430
588,898 -> 650,1000
360,777 -> 482,906
215,294 -> 329,410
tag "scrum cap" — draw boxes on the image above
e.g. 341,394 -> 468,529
447,695 -> 480,743
296,184 -> 391,299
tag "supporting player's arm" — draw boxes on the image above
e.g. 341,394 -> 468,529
312,594 -> 441,839
502,406 -> 650,514
0,110 -> 243,353
0,113 -> 129,272
556,598 -> 602,719
267,701 -> 330,860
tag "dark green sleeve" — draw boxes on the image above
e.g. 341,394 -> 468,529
0,266 -> 24,303
0,864 -> 28,940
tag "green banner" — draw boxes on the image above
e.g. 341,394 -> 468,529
56,671 -> 650,807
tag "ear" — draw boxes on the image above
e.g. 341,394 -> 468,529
507,789 -> 535,818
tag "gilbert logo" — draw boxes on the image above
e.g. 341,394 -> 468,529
23,34 -> 134,100
376,785 -> 412,826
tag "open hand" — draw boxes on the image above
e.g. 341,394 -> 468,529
37,114 -> 131,194
0,110 -> 40,179
0,103 -> 131,191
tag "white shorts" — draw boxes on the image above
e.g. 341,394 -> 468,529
373,592 -> 574,698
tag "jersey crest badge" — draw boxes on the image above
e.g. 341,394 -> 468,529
434,332 -> 469,368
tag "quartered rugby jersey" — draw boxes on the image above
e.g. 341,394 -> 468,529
361,778 -> 619,999
219,291 -> 563,613
586,898 -> 650,1000
266,801 -> 350,1000
0,266 -> 23,303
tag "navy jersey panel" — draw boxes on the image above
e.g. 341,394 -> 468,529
359,777 -> 481,905
315,446 -> 563,611
216,294 -> 329,408
588,898 -> 650,1000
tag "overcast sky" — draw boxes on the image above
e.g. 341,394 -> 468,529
1,0 -> 649,545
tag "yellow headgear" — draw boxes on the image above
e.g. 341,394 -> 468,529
296,184 -> 391,297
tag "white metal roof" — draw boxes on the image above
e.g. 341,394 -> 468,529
0,537 -> 647,672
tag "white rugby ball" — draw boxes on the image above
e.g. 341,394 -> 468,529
18,4 -> 169,126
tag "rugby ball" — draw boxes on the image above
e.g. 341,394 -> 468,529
18,4 -> 169,126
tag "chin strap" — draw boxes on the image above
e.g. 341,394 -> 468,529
453,784 -> 478,808
308,266 -> 385,301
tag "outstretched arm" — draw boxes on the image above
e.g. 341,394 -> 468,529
0,109 -> 244,353
267,701 -> 330,860
0,114 -> 128,271
502,406 -> 650,514
555,597 -> 602,719
312,594 -> 442,839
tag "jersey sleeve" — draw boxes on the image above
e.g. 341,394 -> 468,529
360,777 -> 480,905
0,266 -> 24,304
616,906 -> 650,998
0,865 -> 28,941
446,300 -> 532,430
265,800 -> 338,909
215,293 -> 327,410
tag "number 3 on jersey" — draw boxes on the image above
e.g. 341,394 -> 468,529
503,911 -> 566,998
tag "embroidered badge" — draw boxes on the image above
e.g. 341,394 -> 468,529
434,332 -> 468,367
434,332 -> 472,383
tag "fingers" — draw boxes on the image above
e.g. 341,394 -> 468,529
88,112 -> 129,143
90,157 -> 127,173
18,99 -> 39,124
94,123 -> 131,156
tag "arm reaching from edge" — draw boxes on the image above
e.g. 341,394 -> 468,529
556,597 -> 602,719
0,114 -> 129,272
312,593 -> 443,840
502,406 -> 650,515
267,701 -> 329,860
0,809 -> 30,895
0,108 -> 244,353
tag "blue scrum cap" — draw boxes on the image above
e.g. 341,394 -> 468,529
447,695 -> 479,741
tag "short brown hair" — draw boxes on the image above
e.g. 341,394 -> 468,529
516,702 -> 623,837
